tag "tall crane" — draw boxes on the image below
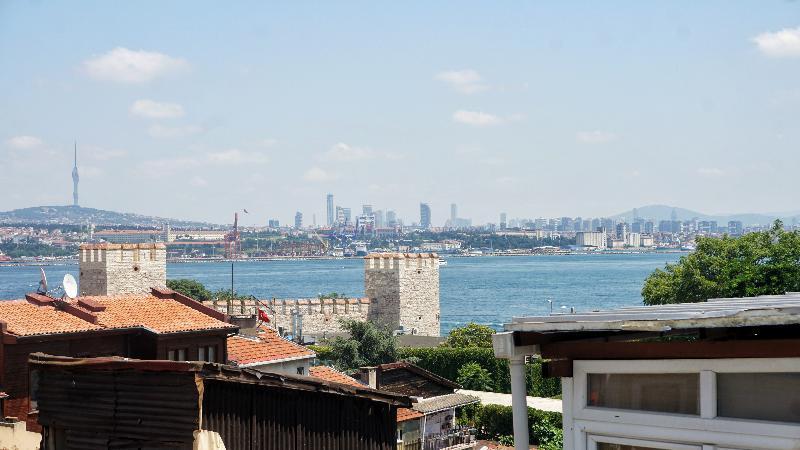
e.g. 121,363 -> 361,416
224,212 -> 241,259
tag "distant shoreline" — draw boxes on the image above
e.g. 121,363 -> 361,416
0,250 -> 689,267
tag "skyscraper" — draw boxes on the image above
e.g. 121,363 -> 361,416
500,213 -> 507,230
326,194 -> 334,226
72,142 -> 80,207
294,211 -> 303,229
450,203 -> 457,222
362,204 -> 373,216
386,210 -> 397,227
420,203 -> 431,229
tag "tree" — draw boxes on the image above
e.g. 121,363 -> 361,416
327,320 -> 398,372
443,323 -> 495,348
457,362 -> 493,391
167,279 -> 212,301
642,221 -> 800,305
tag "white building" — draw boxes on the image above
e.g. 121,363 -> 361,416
626,232 -> 641,247
576,231 -> 607,249
493,294 -> 800,450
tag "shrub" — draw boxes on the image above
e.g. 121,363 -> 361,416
467,403 -> 562,445
457,362 -> 494,391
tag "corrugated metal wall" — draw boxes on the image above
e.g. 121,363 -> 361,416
36,369 -> 199,449
202,380 -> 398,450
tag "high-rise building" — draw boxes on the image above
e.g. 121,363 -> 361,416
294,211 -> 303,229
362,204 -> 373,216
576,231 -> 607,249
420,203 -> 431,229
500,213 -> 507,230
374,210 -> 385,228
728,220 -> 743,236
615,222 -> 629,241
326,194 -> 334,226
72,142 -> 80,207
268,219 -> 280,228
450,204 -> 458,222
386,210 -> 398,227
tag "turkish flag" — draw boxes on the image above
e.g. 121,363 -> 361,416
258,309 -> 270,323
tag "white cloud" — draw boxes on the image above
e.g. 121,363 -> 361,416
453,110 -> 502,126
260,138 -> 278,147
6,135 -> 43,149
436,70 -> 487,94
89,147 -> 127,160
753,27 -> 800,58
206,148 -> 269,165
130,99 -> 185,119
147,124 -> 203,138
190,176 -> 208,187
83,47 -> 188,83
576,130 -> 617,144
303,167 -> 338,182
321,142 -> 374,161
697,167 -> 725,177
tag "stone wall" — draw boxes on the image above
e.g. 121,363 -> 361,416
205,298 -> 371,337
365,253 -> 440,336
79,243 -> 167,296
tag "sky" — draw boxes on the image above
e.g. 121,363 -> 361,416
1,1 -> 799,226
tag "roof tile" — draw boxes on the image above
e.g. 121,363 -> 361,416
228,329 -> 315,366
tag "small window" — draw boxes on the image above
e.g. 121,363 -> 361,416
717,373 -> 800,423
297,367 -> 305,375
198,345 -> 217,363
168,348 -> 188,361
588,373 -> 700,415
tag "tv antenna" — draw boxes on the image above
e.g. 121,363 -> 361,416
62,274 -> 78,299
37,267 -> 48,295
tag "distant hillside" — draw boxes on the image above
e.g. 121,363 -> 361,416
0,206 -> 216,228
614,204 -> 800,226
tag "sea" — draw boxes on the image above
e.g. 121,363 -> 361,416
0,253 -> 683,334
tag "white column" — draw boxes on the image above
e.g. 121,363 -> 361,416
510,356 -> 530,450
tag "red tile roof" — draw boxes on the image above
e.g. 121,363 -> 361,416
309,366 -> 363,387
75,294 -> 235,334
0,293 -> 234,337
227,329 -> 315,366
0,300 -> 103,337
397,407 -> 424,423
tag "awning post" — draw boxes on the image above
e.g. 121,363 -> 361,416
510,356 -> 530,450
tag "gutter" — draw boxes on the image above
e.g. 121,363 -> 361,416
234,353 -> 316,368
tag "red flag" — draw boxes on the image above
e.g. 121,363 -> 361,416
258,308 -> 270,323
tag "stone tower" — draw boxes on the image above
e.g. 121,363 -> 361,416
365,253 -> 440,336
79,243 -> 167,296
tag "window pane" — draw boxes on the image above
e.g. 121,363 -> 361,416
167,350 -> 176,361
208,346 -> 216,363
717,373 -> 800,423
178,349 -> 186,361
198,347 -> 206,362
588,373 -> 699,415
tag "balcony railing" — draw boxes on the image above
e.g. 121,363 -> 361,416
422,427 -> 477,450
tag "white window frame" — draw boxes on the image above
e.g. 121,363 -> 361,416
565,358 -> 800,450
588,434 -> 702,450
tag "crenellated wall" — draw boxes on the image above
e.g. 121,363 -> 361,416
79,243 -> 167,296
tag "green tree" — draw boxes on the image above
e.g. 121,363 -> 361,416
456,362 -> 493,391
167,279 -> 213,301
642,221 -> 800,305
443,322 -> 495,348
327,319 -> 398,372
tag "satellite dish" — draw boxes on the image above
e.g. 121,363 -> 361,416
63,274 -> 78,299
37,267 -> 48,294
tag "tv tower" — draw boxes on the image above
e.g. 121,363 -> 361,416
72,141 -> 79,207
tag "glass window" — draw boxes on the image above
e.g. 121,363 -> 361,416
208,346 -> 216,363
198,347 -> 205,362
717,373 -> 800,423
168,348 -> 188,361
599,445 -> 663,450
588,373 -> 700,415
297,366 -> 305,375
167,350 -> 175,361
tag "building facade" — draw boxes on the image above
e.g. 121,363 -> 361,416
79,243 -> 167,296
576,231 -> 607,249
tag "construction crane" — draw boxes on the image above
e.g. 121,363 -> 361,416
224,212 -> 242,259
308,228 -> 329,255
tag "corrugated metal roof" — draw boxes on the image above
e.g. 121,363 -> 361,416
412,393 -> 480,414
505,293 -> 800,333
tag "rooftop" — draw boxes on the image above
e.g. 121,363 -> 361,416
309,366 -> 363,387
412,392 -> 480,414
28,353 -> 412,407
227,330 -> 315,367
80,242 -> 166,250
364,252 -> 438,259
505,293 -> 800,337
0,289 -> 234,338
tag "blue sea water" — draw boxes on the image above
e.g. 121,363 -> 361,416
0,253 -> 682,334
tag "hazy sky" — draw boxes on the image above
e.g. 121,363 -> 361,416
2,1 -> 799,226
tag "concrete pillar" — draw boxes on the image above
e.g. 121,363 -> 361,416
510,356 -> 529,450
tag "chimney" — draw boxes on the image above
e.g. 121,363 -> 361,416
359,367 -> 378,389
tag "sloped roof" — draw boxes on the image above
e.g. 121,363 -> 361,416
369,361 -> 461,390
397,408 -> 424,422
505,293 -> 800,334
309,366 -> 363,387
0,300 -> 103,337
228,330 -> 315,366
412,392 -> 480,414
0,291 -> 234,338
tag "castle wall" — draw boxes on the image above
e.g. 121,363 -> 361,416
205,298 -> 371,337
79,243 -> 167,296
